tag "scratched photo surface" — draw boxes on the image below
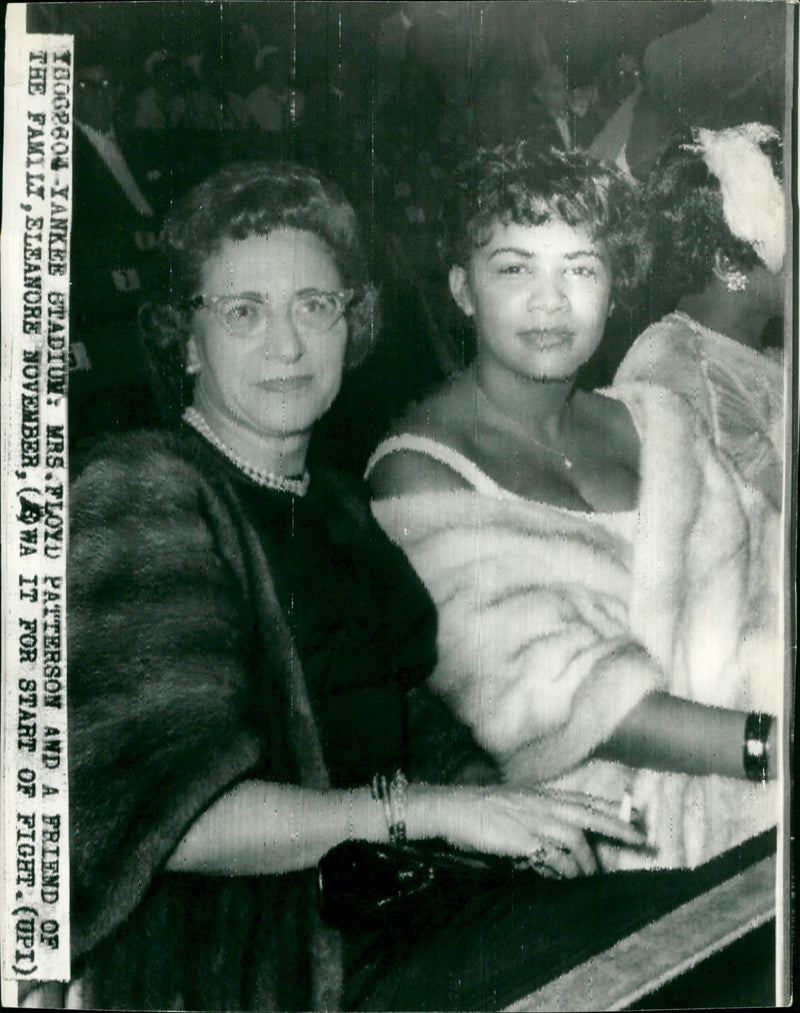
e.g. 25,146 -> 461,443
2,1 -> 794,1010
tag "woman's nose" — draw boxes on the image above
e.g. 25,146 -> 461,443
527,271 -> 567,313
265,310 -> 304,362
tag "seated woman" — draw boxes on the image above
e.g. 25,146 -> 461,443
615,123 -> 785,509
67,161 -> 656,1011
367,142 -> 782,872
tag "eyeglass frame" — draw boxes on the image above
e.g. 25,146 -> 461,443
186,287 -> 356,335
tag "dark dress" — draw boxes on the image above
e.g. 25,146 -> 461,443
68,426 -> 442,1009
232,465 -> 429,786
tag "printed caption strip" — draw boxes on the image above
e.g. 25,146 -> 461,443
1,21 -> 73,989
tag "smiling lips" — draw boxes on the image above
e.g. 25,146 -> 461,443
518,327 -> 573,348
256,375 -> 313,392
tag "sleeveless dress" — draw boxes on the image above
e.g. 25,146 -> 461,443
366,383 -> 781,870
367,432 -> 637,540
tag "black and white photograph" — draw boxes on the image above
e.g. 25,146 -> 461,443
1,1 -> 794,1009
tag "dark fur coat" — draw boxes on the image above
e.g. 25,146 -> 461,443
68,428 -> 492,1010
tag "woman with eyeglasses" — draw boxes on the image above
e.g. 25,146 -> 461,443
66,161 -> 659,1011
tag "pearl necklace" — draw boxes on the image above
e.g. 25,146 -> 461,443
183,407 -> 311,496
476,386 -> 574,470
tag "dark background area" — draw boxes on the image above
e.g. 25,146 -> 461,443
27,2 -> 709,94
13,1 -> 789,474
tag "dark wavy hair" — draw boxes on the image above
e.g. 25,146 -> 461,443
439,141 -> 647,308
141,161 -> 379,414
644,127 -> 783,303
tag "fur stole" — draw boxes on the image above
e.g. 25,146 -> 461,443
68,428 -> 341,1009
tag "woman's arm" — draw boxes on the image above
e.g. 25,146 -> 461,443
167,782 -> 388,875
593,692 -> 778,779
167,779 -> 648,877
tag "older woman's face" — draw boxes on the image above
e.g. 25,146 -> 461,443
451,219 -> 613,382
188,229 -> 348,438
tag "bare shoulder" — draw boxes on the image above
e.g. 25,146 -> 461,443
369,375 -> 476,499
369,448 -> 474,498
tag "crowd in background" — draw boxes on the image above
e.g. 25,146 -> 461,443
48,1 -> 787,473
64,31 -> 650,452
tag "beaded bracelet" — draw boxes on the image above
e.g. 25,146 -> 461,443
388,770 -> 408,844
743,713 -> 773,783
371,774 -> 392,837
371,770 -> 408,844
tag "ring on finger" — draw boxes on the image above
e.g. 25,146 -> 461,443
528,843 -> 568,874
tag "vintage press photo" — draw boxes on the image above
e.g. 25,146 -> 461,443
1,1 -> 795,1009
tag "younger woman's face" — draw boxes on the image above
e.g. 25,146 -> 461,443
187,229 -> 349,438
450,218 -> 613,382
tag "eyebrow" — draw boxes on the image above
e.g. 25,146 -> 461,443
563,250 -> 603,261
487,247 -> 603,260
213,290 -> 266,300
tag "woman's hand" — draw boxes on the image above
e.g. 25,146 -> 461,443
406,784 -> 648,877
167,780 -> 648,879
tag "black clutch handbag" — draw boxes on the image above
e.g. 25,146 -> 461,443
317,839 -> 532,934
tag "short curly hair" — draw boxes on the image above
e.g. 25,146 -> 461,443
439,141 -> 647,308
644,128 -> 783,302
142,161 -> 378,410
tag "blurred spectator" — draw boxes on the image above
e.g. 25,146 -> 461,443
184,52 -> 254,132
532,61 -> 572,148
572,53 -> 642,149
474,58 -> 570,150
246,46 -> 305,135
132,50 -> 187,131
73,60 -> 156,247
597,55 -> 643,125
69,57 -> 163,445
586,55 -> 644,176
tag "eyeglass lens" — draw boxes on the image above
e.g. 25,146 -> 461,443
209,291 -> 350,334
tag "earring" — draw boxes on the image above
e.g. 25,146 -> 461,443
713,261 -> 748,293
724,269 -> 748,293
186,362 -> 201,376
